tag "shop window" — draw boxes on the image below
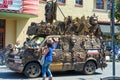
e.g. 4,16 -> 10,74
107,0 -> 111,10
0,19 -> 5,49
0,20 -> 5,28
96,0 -> 104,9
57,0 -> 65,4
75,0 -> 83,6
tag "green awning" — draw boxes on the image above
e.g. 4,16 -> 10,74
0,12 -> 38,18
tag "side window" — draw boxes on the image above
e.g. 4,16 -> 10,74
52,37 -> 61,49
46,37 -> 61,49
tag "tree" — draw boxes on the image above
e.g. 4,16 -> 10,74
115,1 -> 120,45
115,1 -> 120,22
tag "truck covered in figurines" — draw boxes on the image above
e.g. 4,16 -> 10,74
5,1 -> 107,78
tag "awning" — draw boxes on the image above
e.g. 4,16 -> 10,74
0,12 -> 38,18
100,24 -> 120,35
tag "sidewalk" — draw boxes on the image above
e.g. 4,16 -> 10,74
0,65 -> 6,67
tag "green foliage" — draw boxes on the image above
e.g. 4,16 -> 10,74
115,1 -> 120,22
115,39 -> 120,45
117,25 -> 120,31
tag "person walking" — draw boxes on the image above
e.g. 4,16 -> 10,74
42,42 -> 53,80
0,49 -> 4,65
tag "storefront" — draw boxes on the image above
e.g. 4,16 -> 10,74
0,0 -> 39,49
99,22 -> 120,49
99,23 -> 120,37
1,0 -> 120,49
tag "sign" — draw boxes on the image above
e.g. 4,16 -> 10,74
0,0 -> 22,11
87,50 -> 99,54
0,0 -> 39,16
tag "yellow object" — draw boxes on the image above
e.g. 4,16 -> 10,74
50,62 -> 63,71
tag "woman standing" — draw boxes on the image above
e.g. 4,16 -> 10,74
42,42 -> 53,80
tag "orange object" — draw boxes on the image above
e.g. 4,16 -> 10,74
22,0 -> 39,15
23,1 -> 38,5
22,5 -> 38,10
22,10 -> 38,15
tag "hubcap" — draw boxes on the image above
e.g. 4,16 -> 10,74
27,65 -> 39,76
85,62 -> 95,73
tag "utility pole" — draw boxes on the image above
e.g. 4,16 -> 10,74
111,0 -> 115,78
100,0 -> 120,80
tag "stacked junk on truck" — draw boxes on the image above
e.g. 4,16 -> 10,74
5,0 -> 107,78
27,0 -> 103,52
27,14 -> 103,50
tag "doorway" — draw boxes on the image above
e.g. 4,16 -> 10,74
0,19 -> 5,49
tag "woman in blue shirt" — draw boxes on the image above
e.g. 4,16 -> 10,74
42,42 -> 53,80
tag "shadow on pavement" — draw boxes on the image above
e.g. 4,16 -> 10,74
0,70 -> 102,79
52,70 -> 102,76
78,78 -> 86,80
0,72 -> 28,79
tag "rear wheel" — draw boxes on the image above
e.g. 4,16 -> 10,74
24,62 -> 41,78
83,61 -> 96,75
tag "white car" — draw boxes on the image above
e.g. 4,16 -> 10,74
118,49 -> 120,54
117,49 -> 120,60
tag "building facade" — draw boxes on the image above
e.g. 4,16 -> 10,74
0,0 -> 119,49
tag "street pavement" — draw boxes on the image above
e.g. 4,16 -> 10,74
0,62 -> 120,80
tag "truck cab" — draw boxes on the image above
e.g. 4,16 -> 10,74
5,34 -> 107,78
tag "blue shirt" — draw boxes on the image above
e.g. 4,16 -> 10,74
45,47 -> 53,62
53,42 -> 58,49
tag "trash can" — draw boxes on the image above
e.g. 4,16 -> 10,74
100,76 -> 120,80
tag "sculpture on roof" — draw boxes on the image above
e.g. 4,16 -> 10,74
88,14 -> 103,38
26,14 -> 103,38
45,0 -> 57,24
27,0 -> 103,39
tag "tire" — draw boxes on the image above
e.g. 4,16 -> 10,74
0,56 -> 2,65
24,62 -> 41,78
83,61 -> 96,75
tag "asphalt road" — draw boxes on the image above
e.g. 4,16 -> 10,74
0,62 -> 120,80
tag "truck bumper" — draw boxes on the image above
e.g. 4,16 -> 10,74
6,62 -> 24,73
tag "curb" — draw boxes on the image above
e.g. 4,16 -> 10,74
0,65 -> 6,68
106,60 -> 120,62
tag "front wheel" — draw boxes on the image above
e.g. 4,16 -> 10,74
83,61 -> 96,75
0,55 -> 3,65
24,62 -> 41,78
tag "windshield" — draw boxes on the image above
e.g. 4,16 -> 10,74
30,36 -> 45,48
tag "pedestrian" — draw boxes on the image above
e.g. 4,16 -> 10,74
0,49 -> 4,65
52,37 -> 59,49
15,41 -> 21,51
0,43 -> 14,65
41,41 -> 53,80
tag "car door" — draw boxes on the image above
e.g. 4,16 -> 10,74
46,36 -> 64,71
59,36 -> 73,70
